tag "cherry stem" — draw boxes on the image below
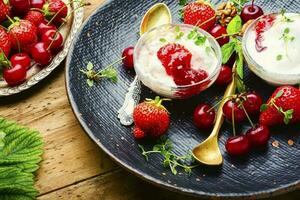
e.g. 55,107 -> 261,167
207,95 -> 234,113
46,1 -> 90,51
241,104 -> 254,128
195,14 -> 216,28
252,0 -> 254,9
215,32 -> 240,40
94,57 -> 125,76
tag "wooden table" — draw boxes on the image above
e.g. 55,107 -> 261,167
0,1 -> 299,199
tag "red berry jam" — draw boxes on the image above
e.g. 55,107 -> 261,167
254,15 -> 276,52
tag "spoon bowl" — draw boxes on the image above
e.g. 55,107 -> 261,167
192,69 -> 236,166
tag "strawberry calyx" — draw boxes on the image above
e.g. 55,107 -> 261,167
260,89 -> 294,124
145,96 -> 171,111
7,16 -> 20,31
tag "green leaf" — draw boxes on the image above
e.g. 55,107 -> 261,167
87,79 -> 94,87
175,26 -> 180,32
284,109 -> 294,124
176,32 -> 184,40
284,28 -> 290,34
227,15 -> 242,35
187,29 -> 197,40
160,38 -> 167,43
100,68 -> 118,83
194,35 -> 207,46
275,90 -> 284,99
221,41 -> 235,64
86,62 -> 93,70
260,104 -> 269,112
276,54 -> 283,61
179,0 -> 188,6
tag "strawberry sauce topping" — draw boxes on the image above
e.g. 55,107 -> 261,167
157,43 -> 208,86
254,15 -> 276,52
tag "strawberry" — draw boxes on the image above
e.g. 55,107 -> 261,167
157,43 -> 192,75
0,27 -> 11,57
133,126 -> 146,139
24,11 -> 45,26
133,96 -> 170,138
8,19 -> 38,51
259,86 -> 300,126
43,0 -> 68,24
0,0 -> 11,23
183,0 -> 216,31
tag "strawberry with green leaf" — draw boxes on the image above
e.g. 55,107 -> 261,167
0,0 -> 11,23
260,86 -> 300,126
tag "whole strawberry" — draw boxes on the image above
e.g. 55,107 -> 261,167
24,11 -> 45,26
43,0 -> 68,24
183,0 -> 216,31
259,86 -> 300,126
0,27 -> 11,57
0,0 -> 11,23
8,19 -> 38,51
133,96 -> 170,138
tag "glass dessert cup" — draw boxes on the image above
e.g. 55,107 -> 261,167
134,24 -> 222,99
242,13 -> 300,86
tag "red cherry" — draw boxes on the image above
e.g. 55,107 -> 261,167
243,92 -> 263,115
3,64 -> 27,86
37,21 -> 57,37
241,2 -> 264,23
215,65 -> 232,85
31,42 -> 52,66
41,29 -> 64,52
30,0 -> 45,9
246,124 -> 270,147
223,100 -> 246,123
10,0 -> 30,16
226,135 -> 250,156
10,53 -> 31,70
193,103 -> 216,129
122,46 -> 134,69
208,24 -> 229,46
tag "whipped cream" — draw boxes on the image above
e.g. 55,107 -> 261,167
246,13 -> 300,75
135,25 -> 219,87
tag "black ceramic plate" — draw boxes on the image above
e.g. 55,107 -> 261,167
66,0 -> 300,199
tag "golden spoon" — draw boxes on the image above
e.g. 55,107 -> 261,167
118,3 -> 172,126
192,66 -> 237,166
140,3 -> 172,35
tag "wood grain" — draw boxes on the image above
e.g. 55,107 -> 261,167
0,0 -> 299,199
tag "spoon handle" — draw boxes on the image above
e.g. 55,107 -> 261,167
117,76 -> 141,126
209,67 -> 237,138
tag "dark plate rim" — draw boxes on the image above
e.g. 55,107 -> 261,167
65,1 -> 300,199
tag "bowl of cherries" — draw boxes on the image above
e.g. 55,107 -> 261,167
0,0 -> 85,96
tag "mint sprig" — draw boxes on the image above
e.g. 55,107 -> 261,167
187,28 -> 207,46
138,136 -> 199,175
178,0 -> 188,19
80,61 -> 119,87
260,89 -> 294,124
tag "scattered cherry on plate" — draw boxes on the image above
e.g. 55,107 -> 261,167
208,24 -> 229,46
31,42 -> 53,66
243,91 -> 263,115
30,0 -> 45,9
42,29 -> 64,51
215,65 -> 232,85
3,64 -> 27,87
10,53 -> 31,70
193,103 -> 216,129
241,0 -> 264,23
226,135 -> 251,156
223,99 -> 246,123
246,124 -> 270,147
10,0 -> 30,16
122,46 -> 134,69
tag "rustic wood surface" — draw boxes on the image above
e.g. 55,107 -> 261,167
0,0 -> 299,199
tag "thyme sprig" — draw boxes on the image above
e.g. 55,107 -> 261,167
138,136 -> 199,175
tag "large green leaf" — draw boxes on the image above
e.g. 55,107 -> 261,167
0,118 -> 43,172
0,118 -> 44,200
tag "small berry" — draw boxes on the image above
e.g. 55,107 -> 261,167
122,46 -> 134,69
133,126 -> 146,139
246,125 -> 270,147
193,103 -> 216,129
10,53 -> 31,70
223,99 -> 246,123
215,65 -> 232,85
226,135 -> 250,156
209,24 -> 229,46
41,29 -> 64,52
3,64 -> 27,86
31,42 -> 52,66
241,2 -> 264,23
243,92 -> 263,115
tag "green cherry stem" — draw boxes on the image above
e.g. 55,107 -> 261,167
95,57 -> 125,76
215,32 -> 240,40
241,104 -> 254,128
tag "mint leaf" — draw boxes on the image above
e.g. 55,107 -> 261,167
179,0 -> 188,6
221,41 -> 235,64
260,104 -> 268,112
175,26 -> 180,32
283,109 -> 294,124
100,67 -> 118,83
227,15 -> 242,35
195,35 -> 206,46
87,79 -> 94,87
275,90 -> 284,99
276,54 -> 283,61
160,38 -> 167,43
86,62 -> 93,70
